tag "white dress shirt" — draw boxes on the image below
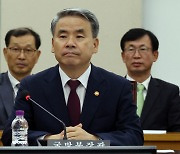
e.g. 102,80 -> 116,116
59,65 -> 91,112
8,71 -> 20,99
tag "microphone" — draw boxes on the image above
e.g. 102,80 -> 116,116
20,90 -> 67,140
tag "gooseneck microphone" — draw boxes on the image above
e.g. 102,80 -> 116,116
20,90 -> 67,140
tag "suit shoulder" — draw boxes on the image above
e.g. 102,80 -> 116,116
94,66 -> 128,83
0,72 -> 8,79
0,72 -> 10,85
153,78 -> 179,89
22,65 -> 58,82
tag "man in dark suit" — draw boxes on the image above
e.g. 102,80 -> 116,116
0,27 -> 41,130
2,8 -> 143,146
121,28 -> 180,131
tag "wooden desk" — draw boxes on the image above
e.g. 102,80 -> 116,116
144,132 -> 180,150
0,130 -> 3,146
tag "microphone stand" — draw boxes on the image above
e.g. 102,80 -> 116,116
28,97 -> 67,140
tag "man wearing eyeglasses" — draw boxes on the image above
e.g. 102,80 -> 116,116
0,27 -> 41,130
121,28 -> 180,132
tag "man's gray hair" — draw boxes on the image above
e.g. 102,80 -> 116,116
51,8 -> 99,38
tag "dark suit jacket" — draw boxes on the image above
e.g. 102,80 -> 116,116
2,64 -> 143,146
141,77 -> 180,131
0,72 -> 14,130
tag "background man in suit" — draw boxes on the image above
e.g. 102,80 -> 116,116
121,28 -> 180,131
2,8 -> 143,146
0,27 -> 41,130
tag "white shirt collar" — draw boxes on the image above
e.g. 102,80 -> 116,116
126,74 -> 151,90
8,71 -> 20,89
59,64 -> 91,89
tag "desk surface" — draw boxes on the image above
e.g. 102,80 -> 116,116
144,132 -> 180,150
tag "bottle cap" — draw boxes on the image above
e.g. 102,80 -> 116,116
16,110 -> 24,116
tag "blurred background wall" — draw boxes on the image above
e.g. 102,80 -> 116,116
143,0 -> 180,86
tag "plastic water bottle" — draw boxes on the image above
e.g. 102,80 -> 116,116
11,110 -> 28,146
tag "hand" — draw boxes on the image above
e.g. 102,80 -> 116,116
65,123 -> 99,140
44,123 -> 99,140
44,132 -> 64,140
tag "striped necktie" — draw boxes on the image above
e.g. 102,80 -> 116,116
14,83 -> 20,99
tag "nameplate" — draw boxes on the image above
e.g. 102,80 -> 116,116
47,140 -> 110,147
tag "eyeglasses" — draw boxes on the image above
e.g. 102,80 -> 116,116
7,47 -> 37,57
124,46 -> 152,54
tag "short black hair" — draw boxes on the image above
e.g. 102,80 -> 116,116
120,28 -> 159,52
5,27 -> 41,49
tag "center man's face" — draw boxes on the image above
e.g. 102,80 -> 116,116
52,16 -> 99,70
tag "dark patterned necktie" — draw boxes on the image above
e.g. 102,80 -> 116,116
67,80 -> 81,126
14,83 -> 20,99
16,83 -> 20,89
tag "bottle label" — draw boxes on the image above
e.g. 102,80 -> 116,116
11,140 -> 28,146
12,129 -> 28,146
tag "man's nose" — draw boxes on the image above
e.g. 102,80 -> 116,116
66,37 -> 76,48
133,49 -> 141,58
18,50 -> 26,59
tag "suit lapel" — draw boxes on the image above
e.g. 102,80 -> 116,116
42,65 -> 70,125
141,78 -> 160,123
81,65 -> 107,129
0,72 -> 14,117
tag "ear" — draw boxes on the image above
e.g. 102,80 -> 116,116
51,38 -> 55,53
153,50 -> 159,62
34,50 -> 41,64
121,51 -> 126,63
3,48 -> 8,61
92,38 -> 99,54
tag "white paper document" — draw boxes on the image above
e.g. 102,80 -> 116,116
143,130 -> 167,134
